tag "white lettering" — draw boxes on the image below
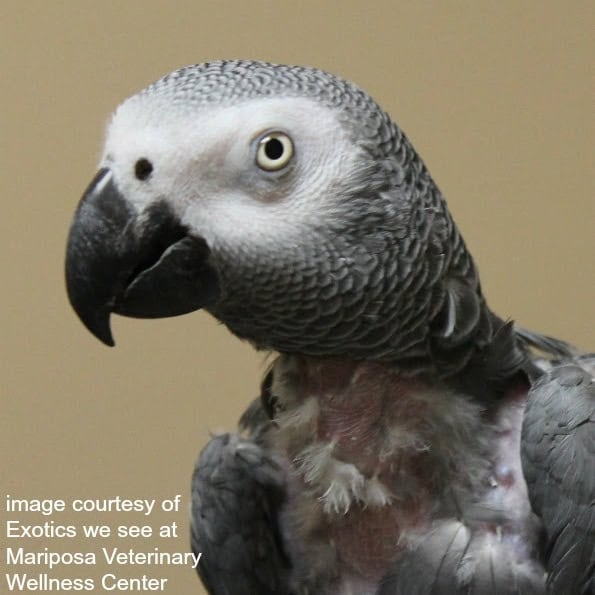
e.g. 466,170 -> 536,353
101,574 -> 167,591
71,497 -> 155,515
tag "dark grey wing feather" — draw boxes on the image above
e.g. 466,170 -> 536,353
521,359 -> 595,594
190,433 -> 292,595
515,327 -> 579,359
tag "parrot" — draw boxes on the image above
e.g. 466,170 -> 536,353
64,60 -> 594,595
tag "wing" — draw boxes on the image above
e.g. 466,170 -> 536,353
190,432 -> 293,595
521,356 -> 595,594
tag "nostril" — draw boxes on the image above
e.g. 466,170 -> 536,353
135,158 -> 153,181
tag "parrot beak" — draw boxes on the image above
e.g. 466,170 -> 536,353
65,168 -> 219,346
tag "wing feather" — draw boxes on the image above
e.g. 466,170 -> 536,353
190,433 -> 292,595
521,359 -> 595,594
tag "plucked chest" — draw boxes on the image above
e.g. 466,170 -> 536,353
264,355 -> 545,594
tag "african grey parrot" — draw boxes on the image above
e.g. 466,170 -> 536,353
65,60 -> 594,594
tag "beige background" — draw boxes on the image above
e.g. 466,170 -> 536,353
2,2 -> 593,593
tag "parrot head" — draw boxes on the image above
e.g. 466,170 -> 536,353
66,60 -> 482,368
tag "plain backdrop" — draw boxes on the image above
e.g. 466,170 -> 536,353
2,2 -> 593,593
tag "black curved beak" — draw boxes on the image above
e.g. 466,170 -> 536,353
65,168 -> 219,346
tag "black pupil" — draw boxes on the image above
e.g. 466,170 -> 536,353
264,138 -> 284,160
135,158 -> 153,180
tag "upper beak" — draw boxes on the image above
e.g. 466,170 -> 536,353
65,168 -> 219,346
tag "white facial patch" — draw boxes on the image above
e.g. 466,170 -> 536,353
101,93 -> 364,253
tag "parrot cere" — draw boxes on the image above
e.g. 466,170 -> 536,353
65,61 -> 594,595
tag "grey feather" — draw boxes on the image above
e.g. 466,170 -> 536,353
521,358 -> 595,594
379,520 -> 544,594
190,433 -> 292,595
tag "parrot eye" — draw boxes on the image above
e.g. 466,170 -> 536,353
135,158 -> 153,181
255,132 -> 293,171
